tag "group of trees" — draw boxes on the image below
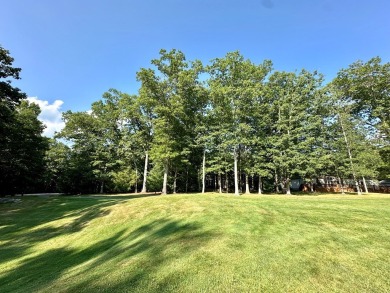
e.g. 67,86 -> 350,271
1,46 -> 389,196
0,46 -> 48,195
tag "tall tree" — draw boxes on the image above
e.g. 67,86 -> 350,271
326,86 -> 375,195
43,139 -> 72,192
267,70 -> 325,194
0,46 -> 26,111
58,111 -> 100,193
207,51 -> 272,195
119,93 -> 153,193
333,57 -> 390,141
58,90 -> 122,193
137,49 -> 206,194
91,90 -> 122,193
0,46 -> 48,195
1,101 -> 48,194
332,57 -> 390,181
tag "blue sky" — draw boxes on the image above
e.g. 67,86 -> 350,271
1,0 -> 389,136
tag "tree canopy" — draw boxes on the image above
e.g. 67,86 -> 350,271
2,46 -> 389,196
0,45 -> 47,195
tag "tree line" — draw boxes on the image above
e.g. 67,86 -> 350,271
1,47 -> 389,195
0,46 -> 47,195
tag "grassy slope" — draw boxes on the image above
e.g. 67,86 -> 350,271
0,193 -> 389,292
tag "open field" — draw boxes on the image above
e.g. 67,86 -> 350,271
1,193 -> 390,292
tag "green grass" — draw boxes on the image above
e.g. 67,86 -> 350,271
1,193 -> 390,292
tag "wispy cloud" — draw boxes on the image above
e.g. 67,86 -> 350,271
27,97 -> 65,137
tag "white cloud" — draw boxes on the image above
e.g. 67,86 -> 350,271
27,97 -> 65,137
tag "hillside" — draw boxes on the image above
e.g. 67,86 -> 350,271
1,193 -> 389,292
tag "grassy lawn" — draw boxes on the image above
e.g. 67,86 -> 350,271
1,193 -> 390,292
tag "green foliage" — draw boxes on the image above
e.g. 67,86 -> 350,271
378,146 -> 390,178
43,139 -> 71,191
146,162 -> 165,192
137,49 -> 207,193
48,50 -> 390,194
0,46 -> 47,195
0,45 -> 26,110
1,100 -> 48,194
57,90 -> 124,193
266,70 -> 326,192
207,52 -> 272,194
110,167 -> 138,193
333,57 -> 390,141
329,72 -> 385,186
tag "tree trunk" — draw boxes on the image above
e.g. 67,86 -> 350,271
141,151 -> 148,193
362,176 -> 368,194
245,173 -> 250,194
310,178 -> 314,193
354,178 -> 361,195
100,180 -> 104,194
226,172 -> 229,193
286,178 -> 291,195
339,114 -> 361,195
198,168 -> 201,192
161,162 -> 168,195
258,176 -> 262,194
185,168 -> 189,193
173,168 -> 177,194
275,170 -> 280,193
135,168 -> 138,193
238,145 -> 241,193
234,147 -> 239,196
218,173 -> 222,193
202,149 -> 206,194
339,177 -> 345,194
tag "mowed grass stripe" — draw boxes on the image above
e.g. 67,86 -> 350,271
0,193 -> 389,292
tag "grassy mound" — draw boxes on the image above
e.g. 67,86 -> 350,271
1,193 -> 389,292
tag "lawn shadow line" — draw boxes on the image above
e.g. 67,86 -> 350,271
0,217 -> 217,293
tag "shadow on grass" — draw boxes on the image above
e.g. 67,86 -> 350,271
76,192 -> 162,200
0,192 -> 161,236
0,229 -> 127,292
0,217 -> 215,293
289,191 -> 360,196
0,196 -> 131,265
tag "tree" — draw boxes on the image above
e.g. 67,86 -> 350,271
0,46 -> 26,111
267,70 -> 325,194
325,85 -> 380,195
51,50 -> 389,195
0,46 -> 47,195
1,101 -> 48,194
58,90 -> 122,194
377,146 -> 390,179
43,139 -> 72,192
334,105 -> 362,194
118,93 -> 153,193
332,57 -> 390,182
91,89 -> 124,193
57,111 -> 100,193
207,51 -> 272,195
1,45 -> 27,194
355,145 -> 382,193
333,57 -> 390,141
137,49 -> 206,194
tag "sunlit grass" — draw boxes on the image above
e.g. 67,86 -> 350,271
1,193 -> 389,292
